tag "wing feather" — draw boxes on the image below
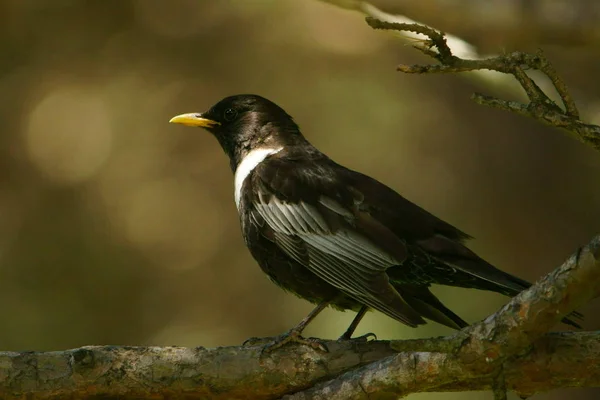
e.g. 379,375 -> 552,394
299,202 -> 329,231
306,245 -> 422,326
253,194 -> 425,327
279,202 -> 310,233
258,204 -> 289,234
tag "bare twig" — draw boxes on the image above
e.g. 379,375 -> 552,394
365,17 -> 600,152
471,93 -> 600,149
318,0 -> 600,48
318,0 -> 479,59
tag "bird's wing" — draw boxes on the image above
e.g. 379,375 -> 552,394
341,168 -> 546,294
342,167 -> 584,328
247,161 -> 426,327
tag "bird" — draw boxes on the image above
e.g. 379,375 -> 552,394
169,94 -> 581,351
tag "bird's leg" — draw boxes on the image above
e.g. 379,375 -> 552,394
338,306 -> 376,342
262,301 -> 329,353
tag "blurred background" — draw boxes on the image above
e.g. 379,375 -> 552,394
1,1 -> 599,399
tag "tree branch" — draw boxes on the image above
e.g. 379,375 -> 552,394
365,17 -> 600,152
1,236 -> 598,399
319,0 -> 600,48
286,332 -> 600,400
0,333 -> 597,399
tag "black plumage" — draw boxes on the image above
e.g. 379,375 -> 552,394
170,94 -> 581,349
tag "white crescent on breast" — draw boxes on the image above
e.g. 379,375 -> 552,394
234,147 -> 283,209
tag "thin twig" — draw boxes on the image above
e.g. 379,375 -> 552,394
365,17 -> 600,152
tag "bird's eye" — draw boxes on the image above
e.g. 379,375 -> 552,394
223,108 -> 237,121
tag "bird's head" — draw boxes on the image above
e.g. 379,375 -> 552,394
170,94 -> 303,169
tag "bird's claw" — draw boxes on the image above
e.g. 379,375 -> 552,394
261,330 -> 328,353
337,332 -> 377,342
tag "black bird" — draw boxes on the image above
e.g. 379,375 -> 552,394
170,94 -> 581,350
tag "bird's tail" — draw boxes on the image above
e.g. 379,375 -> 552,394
416,234 -> 583,328
446,257 -> 583,329
399,285 -> 469,330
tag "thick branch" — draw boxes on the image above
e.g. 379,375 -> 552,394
0,333 -> 598,400
287,332 -> 600,399
455,235 -> 599,370
0,340 -> 397,400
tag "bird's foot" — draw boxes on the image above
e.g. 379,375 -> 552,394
337,332 -> 377,342
262,329 -> 328,353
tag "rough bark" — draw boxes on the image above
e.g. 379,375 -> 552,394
0,332 -> 598,399
286,332 -> 600,400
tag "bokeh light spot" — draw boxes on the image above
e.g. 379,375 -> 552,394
25,87 -> 113,185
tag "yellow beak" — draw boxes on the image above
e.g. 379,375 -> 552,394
169,113 -> 220,128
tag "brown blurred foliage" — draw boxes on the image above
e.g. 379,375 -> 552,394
0,1 -> 599,399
